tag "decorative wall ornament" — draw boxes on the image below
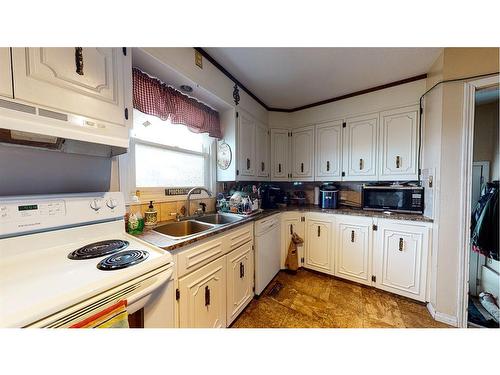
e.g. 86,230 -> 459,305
233,83 -> 240,106
217,141 -> 232,170
75,47 -> 84,75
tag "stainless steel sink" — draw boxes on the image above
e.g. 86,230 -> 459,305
194,213 -> 244,225
153,220 -> 215,239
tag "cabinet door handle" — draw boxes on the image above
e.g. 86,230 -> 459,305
359,158 -> 363,170
396,156 -> 401,168
399,238 -> 404,251
204,285 -> 210,306
75,47 -> 84,75
326,160 -> 330,171
246,158 -> 250,170
351,230 -> 355,242
317,226 -> 321,237
278,163 -> 282,173
290,224 -> 293,235
240,262 -> 245,278
301,162 -> 304,173
261,162 -> 265,172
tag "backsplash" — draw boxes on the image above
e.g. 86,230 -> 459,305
127,197 -> 216,222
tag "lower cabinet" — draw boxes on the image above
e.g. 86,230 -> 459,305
334,216 -> 372,285
226,242 -> 254,325
373,220 -> 430,302
178,256 -> 227,328
304,215 -> 333,274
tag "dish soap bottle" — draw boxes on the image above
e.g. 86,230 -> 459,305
144,201 -> 158,226
127,211 -> 144,234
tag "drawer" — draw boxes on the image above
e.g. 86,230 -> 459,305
177,237 -> 225,278
227,223 -> 254,251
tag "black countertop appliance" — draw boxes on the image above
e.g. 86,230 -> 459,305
319,184 -> 339,209
259,185 -> 285,209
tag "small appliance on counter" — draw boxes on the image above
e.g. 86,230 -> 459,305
259,185 -> 285,209
362,183 -> 424,214
319,184 -> 339,209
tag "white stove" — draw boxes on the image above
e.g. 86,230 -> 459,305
0,192 -> 174,328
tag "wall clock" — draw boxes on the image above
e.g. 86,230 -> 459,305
217,141 -> 232,170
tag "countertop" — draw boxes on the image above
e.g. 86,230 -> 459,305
134,205 -> 432,251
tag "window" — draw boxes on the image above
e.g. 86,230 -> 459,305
123,109 -> 215,197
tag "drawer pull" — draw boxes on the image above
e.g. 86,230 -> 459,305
290,224 -> 293,235
246,158 -> 251,170
205,285 -> 211,306
396,156 -> 401,168
399,238 -> 404,252
240,262 -> 245,278
261,161 -> 265,172
301,162 -> 304,173
317,226 -> 321,237
278,163 -> 282,173
326,160 -> 330,171
351,230 -> 355,242
359,158 -> 363,170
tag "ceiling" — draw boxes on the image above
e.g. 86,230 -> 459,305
204,48 -> 443,110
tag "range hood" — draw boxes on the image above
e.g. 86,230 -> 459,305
0,98 -> 129,157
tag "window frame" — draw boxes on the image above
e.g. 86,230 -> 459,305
119,116 -> 217,204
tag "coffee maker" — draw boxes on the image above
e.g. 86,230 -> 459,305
259,185 -> 285,209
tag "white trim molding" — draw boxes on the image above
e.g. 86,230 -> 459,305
457,74 -> 499,328
427,302 -> 459,327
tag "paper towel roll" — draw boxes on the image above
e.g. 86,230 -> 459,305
314,186 -> 320,205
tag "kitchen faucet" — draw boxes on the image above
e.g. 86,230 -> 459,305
186,187 -> 212,217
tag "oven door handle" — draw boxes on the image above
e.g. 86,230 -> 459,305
128,267 -> 173,306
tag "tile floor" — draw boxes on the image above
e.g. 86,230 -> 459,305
231,269 -> 451,328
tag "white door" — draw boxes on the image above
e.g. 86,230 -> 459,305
256,122 -> 270,179
178,257 -> 227,328
335,216 -> 372,285
291,125 -> 315,181
281,214 -> 306,269
0,48 -> 13,98
237,110 -> 256,178
315,120 -> 342,181
343,113 -> 378,181
226,243 -> 254,325
11,48 -> 128,126
305,217 -> 332,274
271,128 -> 290,181
379,106 -> 419,180
373,221 -> 429,301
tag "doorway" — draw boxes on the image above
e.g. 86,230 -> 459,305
463,82 -> 499,328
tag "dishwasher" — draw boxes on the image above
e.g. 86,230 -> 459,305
254,214 -> 281,295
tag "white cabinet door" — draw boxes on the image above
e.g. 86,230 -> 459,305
271,128 -> 290,181
305,216 -> 332,274
315,120 -> 342,181
379,106 -> 419,181
334,216 -> 372,285
237,110 -> 256,178
343,113 -> 378,181
373,221 -> 429,301
178,257 -> 227,328
11,48 -> 128,126
281,214 -> 306,268
0,48 -> 13,98
226,242 -> 254,325
256,122 -> 270,179
291,125 -> 315,181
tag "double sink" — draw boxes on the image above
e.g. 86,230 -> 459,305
153,213 -> 244,240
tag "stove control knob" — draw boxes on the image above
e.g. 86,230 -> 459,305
106,198 -> 118,209
90,199 -> 102,211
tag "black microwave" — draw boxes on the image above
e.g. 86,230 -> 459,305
362,185 -> 424,214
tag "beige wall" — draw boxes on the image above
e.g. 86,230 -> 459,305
423,47 -> 499,322
473,100 -> 499,168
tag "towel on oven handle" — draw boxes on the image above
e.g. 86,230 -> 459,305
69,300 -> 129,328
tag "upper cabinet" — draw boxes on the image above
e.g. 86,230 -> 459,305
291,125 -> 315,181
342,113 -> 379,181
0,48 -> 13,98
237,110 -> 256,178
378,106 -> 419,181
255,121 -> 270,178
11,48 -> 129,127
270,129 -> 290,181
315,120 -> 342,181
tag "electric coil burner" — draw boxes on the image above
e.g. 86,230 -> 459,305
68,240 -> 130,260
97,250 -> 150,271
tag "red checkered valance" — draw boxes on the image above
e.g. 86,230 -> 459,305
132,68 -> 221,139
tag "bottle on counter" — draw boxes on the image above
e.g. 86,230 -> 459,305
144,201 -> 158,226
127,211 -> 144,234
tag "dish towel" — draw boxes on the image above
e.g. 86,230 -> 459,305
70,300 -> 129,328
285,232 -> 304,272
